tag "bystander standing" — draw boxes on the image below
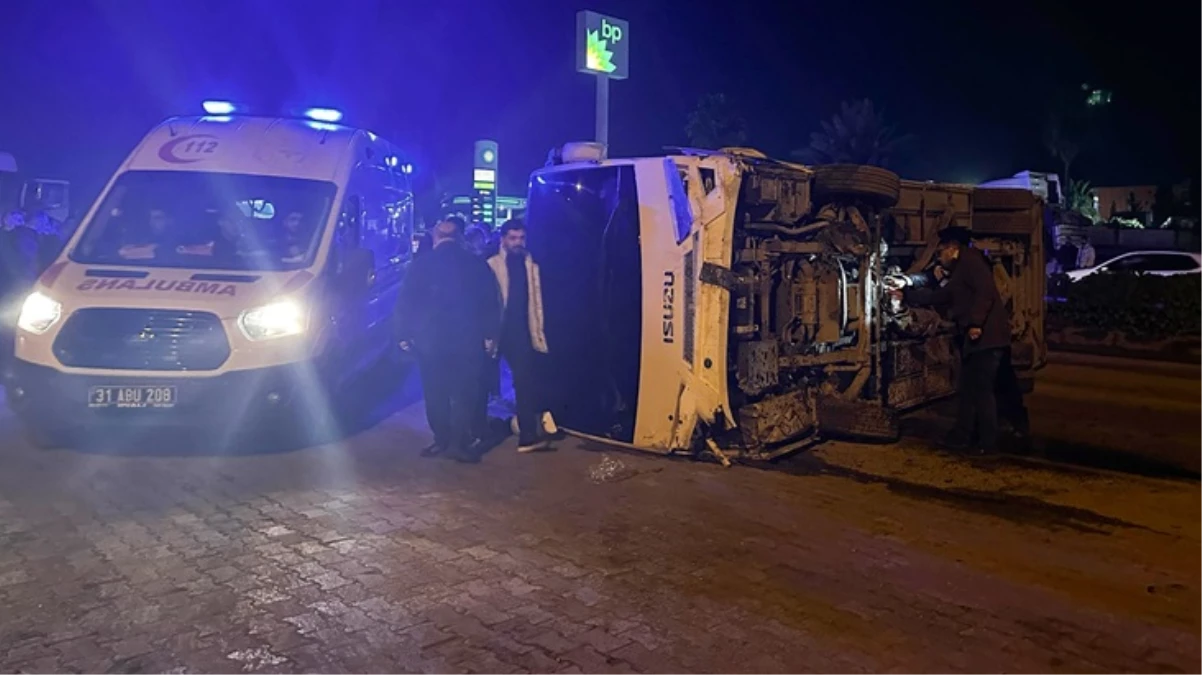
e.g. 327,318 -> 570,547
1076,237 -> 1096,269
487,218 -> 557,453
395,216 -> 500,462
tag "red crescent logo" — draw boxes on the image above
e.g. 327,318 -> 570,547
157,134 -> 219,164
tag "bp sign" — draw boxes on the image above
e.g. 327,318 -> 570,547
576,10 -> 629,80
471,140 -> 498,228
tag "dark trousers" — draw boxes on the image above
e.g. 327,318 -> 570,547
952,347 -> 1003,451
417,347 -> 485,451
501,342 -> 542,445
479,355 -> 499,406
0,292 -> 18,373
995,348 -> 1030,436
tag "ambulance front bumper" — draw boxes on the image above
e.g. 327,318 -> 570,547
4,358 -> 318,429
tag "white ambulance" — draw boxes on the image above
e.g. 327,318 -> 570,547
5,103 -> 416,446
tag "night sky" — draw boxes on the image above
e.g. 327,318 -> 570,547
0,0 -> 1196,206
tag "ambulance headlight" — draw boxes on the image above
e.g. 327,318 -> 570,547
238,300 -> 307,341
16,291 -> 62,334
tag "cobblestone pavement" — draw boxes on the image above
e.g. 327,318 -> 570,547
0,384 -> 1198,673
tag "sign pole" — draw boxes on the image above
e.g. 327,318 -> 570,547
595,75 -> 610,148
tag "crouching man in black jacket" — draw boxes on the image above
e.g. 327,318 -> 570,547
892,226 -> 1027,454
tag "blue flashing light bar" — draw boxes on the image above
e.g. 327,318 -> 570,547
203,100 -> 237,115
303,107 -> 343,123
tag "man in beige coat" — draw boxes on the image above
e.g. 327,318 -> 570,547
488,219 -> 556,452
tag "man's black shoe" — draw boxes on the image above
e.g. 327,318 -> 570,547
420,442 -> 447,457
1004,432 -> 1034,454
447,448 -> 481,464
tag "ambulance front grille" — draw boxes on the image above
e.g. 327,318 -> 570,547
53,309 -> 231,371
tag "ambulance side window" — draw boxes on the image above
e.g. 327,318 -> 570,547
339,195 -> 362,248
385,187 -> 414,262
359,167 -> 397,271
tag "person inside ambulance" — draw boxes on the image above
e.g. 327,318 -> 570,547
170,208 -> 254,264
277,210 -> 309,263
210,210 -> 257,264
117,207 -> 180,261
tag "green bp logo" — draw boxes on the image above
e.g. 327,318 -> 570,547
586,19 -> 623,74
576,11 -> 629,80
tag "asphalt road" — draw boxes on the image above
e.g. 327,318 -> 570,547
0,355 -> 1197,673
1027,352 -> 1200,475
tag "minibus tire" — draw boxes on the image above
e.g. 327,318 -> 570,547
812,164 -> 902,209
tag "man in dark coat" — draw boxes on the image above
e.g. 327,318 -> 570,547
395,216 -> 500,461
0,211 -> 41,370
897,226 -> 1025,453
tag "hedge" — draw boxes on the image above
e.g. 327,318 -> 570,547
1049,272 -> 1201,340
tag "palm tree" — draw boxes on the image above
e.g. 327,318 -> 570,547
1044,113 -> 1081,188
685,93 -> 748,150
1044,84 -> 1113,188
794,99 -> 912,167
1067,179 -> 1098,222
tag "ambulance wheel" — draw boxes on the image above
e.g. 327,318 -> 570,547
812,164 -> 901,208
22,421 -> 73,450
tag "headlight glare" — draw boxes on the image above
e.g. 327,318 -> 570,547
238,300 -> 307,341
16,291 -> 62,334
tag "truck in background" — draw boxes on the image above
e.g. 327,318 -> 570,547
0,151 -> 71,224
978,170 -> 1063,207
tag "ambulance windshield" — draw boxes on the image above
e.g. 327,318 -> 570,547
72,170 -> 336,271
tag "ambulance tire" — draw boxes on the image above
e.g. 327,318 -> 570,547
22,421 -> 74,450
249,398 -> 330,450
812,164 -> 902,209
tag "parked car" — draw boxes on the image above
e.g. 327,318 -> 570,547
1066,250 -> 1201,282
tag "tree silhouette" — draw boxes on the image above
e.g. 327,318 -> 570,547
1067,179 -> 1098,222
685,93 -> 748,150
793,99 -> 913,167
1044,83 -> 1113,188
1044,113 -> 1082,188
